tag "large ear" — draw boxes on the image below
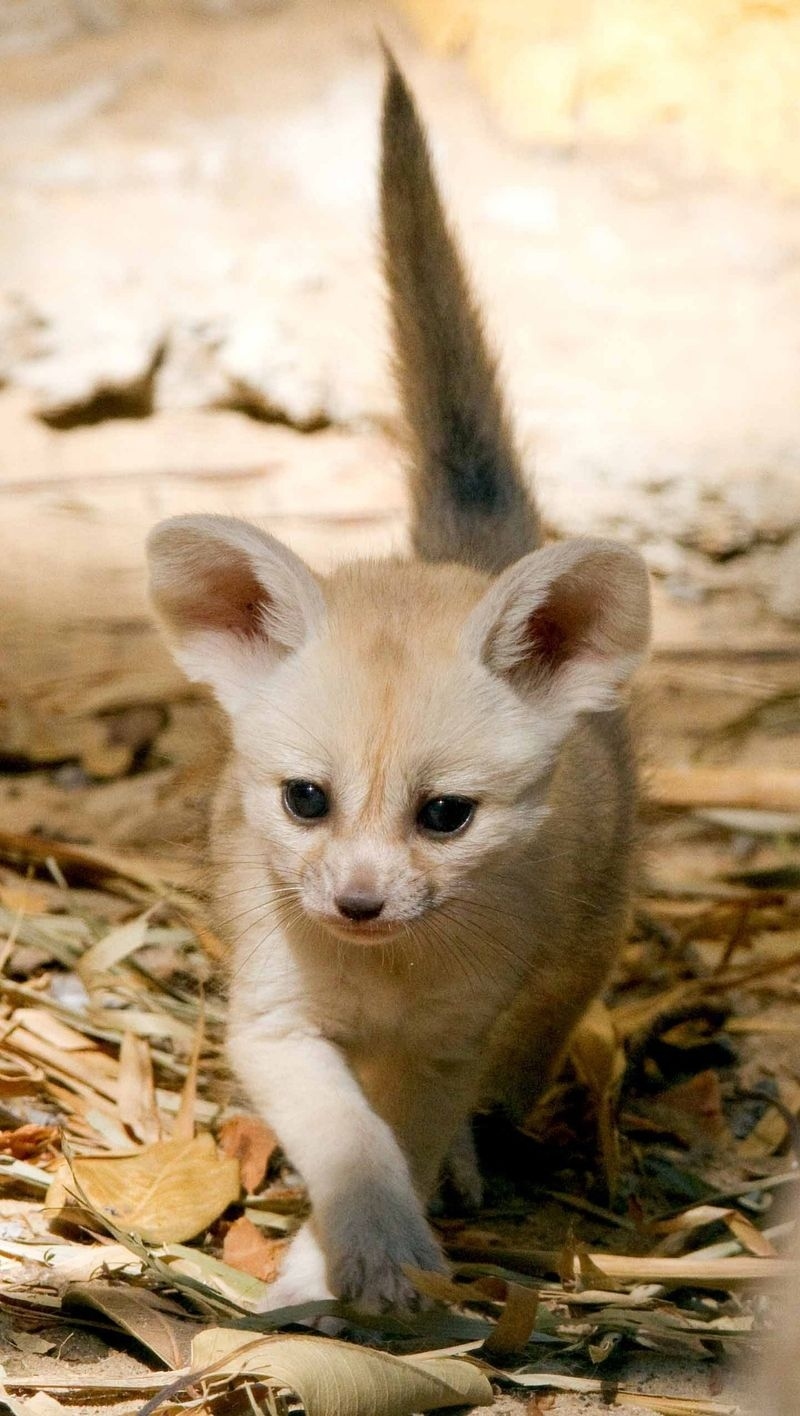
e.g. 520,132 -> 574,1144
147,515 -> 325,715
463,538 -> 651,732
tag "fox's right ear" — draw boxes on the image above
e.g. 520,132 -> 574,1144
147,515 -> 325,716
463,537 -> 651,750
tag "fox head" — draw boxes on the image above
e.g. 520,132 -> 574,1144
148,514 -> 650,943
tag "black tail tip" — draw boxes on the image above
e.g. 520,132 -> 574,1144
377,35 -> 415,122
376,30 -> 399,74
381,52 -> 430,185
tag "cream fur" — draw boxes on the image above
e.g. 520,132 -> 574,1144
146,54 -> 653,1315
148,540 -> 650,1310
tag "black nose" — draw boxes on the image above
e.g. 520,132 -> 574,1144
335,893 -> 385,922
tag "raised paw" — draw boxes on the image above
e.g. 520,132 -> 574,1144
326,1192 -> 447,1311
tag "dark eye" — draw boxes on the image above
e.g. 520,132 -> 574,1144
283,780 -> 329,821
416,796 -> 475,835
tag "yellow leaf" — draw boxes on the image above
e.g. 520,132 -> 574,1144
71,1132 -> 240,1244
481,1280 -> 539,1357
172,1008 -> 204,1142
117,1031 -> 160,1145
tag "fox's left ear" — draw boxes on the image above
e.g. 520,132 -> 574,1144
463,538 -> 651,726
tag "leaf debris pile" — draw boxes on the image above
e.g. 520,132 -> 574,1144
0,820 -> 798,1416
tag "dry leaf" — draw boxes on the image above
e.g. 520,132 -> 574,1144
576,1247 -> 626,1294
0,881 -> 51,916
44,1158 -> 97,1230
0,1373 -> 175,1397
4,1010 -> 119,1103
0,1124 -> 59,1160
222,1215 -> 286,1282
70,1132 -> 240,1244
219,1114 -> 278,1194
156,1242 -> 271,1309
78,911 -> 152,982
407,1269 -> 502,1307
63,1280 -> 201,1369
249,1184 -> 306,1213
6,1332 -> 54,1356
13,1395 -> 69,1416
725,1212 -> 778,1258
406,1266 -> 537,1357
9,1008 -> 99,1054
446,1238 -> 796,1286
0,1061 -> 43,1098
655,1071 -> 730,1145
481,1281 -> 540,1358
189,1330 -> 494,1413
172,1008 -> 204,1142
117,1031 -> 160,1144
0,828 -> 188,902
0,1238 -> 143,1283
656,1204 -> 777,1256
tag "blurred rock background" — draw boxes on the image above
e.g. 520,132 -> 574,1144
0,0 -> 798,848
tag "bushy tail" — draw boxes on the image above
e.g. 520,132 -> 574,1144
380,50 -> 539,574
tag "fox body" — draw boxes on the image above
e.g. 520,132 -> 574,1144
148,55 -> 651,1311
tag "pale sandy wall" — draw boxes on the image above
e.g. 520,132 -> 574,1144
394,0 -> 800,189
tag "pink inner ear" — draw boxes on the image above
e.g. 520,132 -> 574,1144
180,551 -> 271,640
524,607 -> 570,671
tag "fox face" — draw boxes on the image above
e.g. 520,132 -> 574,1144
148,517 -> 650,945
225,570 -> 552,942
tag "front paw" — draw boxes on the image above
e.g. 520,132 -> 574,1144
327,1196 -> 447,1311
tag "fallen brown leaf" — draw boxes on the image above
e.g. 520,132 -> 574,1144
222,1215 -> 286,1282
117,1031 -> 160,1145
219,1113 -> 278,1194
654,1070 -> 730,1145
188,1330 -> 494,1412
481,1279 -> 540,1357
63,1280 -> 202,1368
0,1123 -> 60,1160
172,1007 -> 204,1142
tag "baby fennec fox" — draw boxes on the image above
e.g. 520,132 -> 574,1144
147,56 -> 652,1312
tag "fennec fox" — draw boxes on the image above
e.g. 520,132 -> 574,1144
147,54 -> 651,1311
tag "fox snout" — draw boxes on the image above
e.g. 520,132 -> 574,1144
335,890 -> 385,922
299,848 -> 434,939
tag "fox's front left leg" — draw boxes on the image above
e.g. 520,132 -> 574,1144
227,1023 -> 446,1311
361,1052 -> 480,1206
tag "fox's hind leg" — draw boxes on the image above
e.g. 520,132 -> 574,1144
442,1119 -> 483,1212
